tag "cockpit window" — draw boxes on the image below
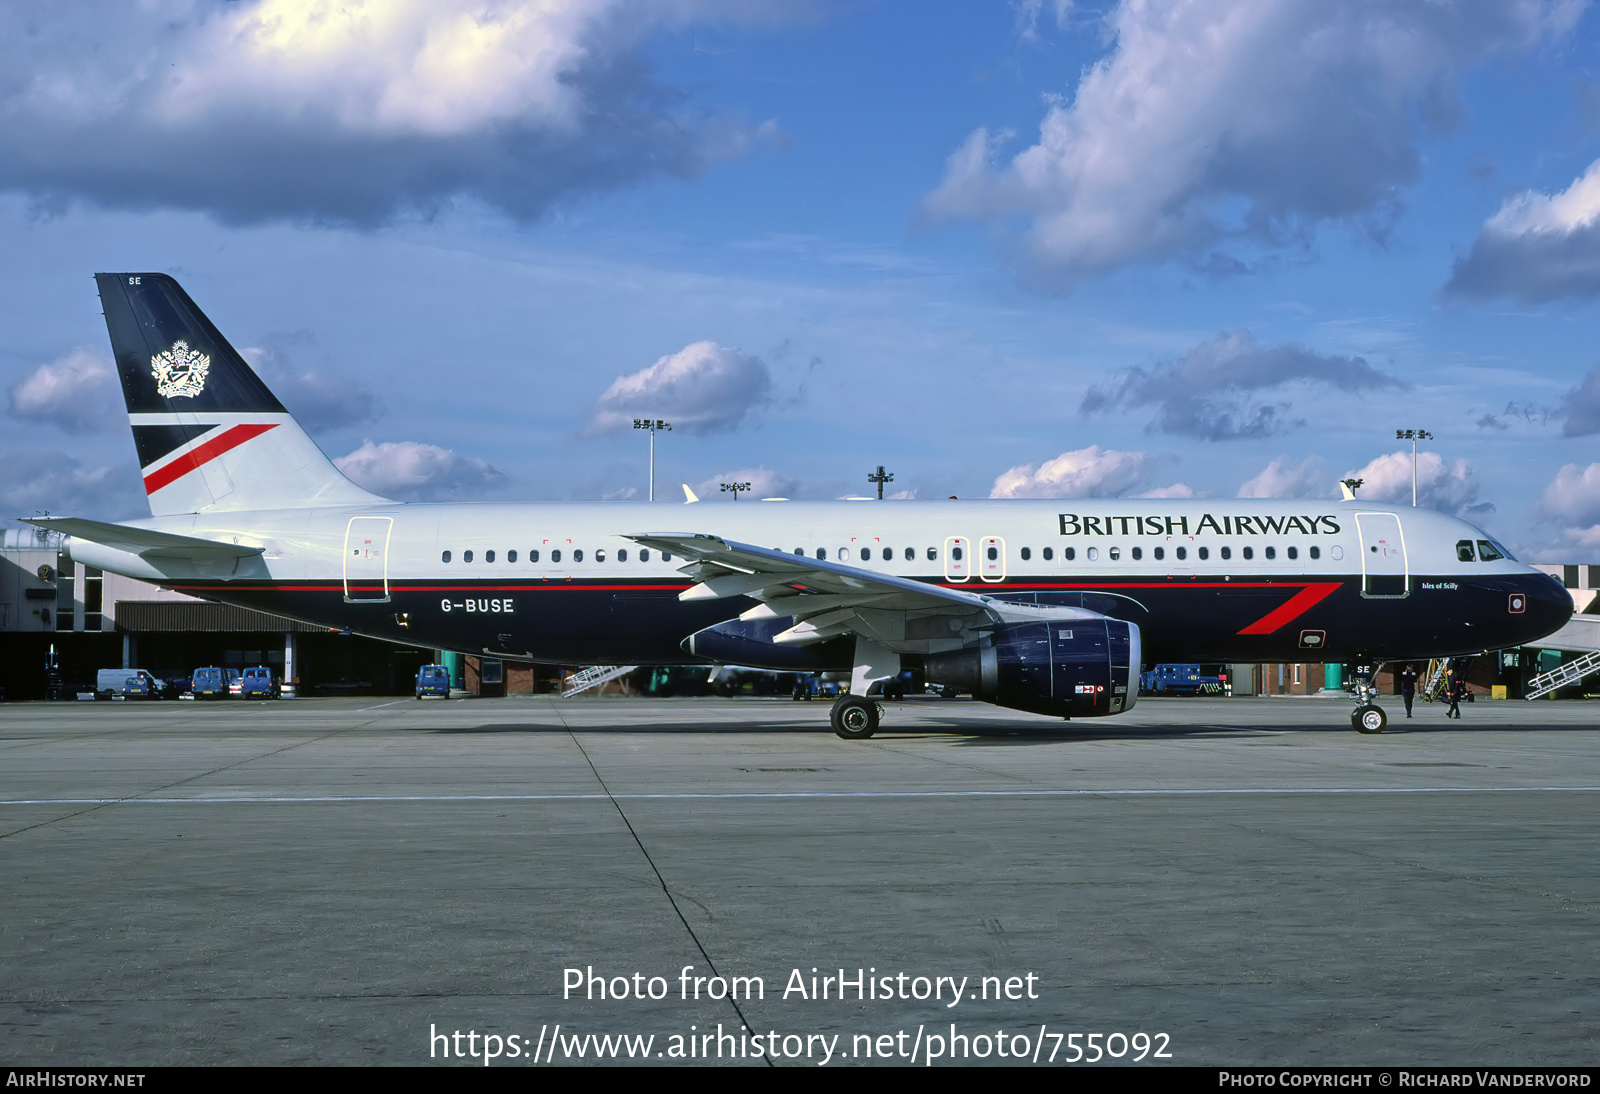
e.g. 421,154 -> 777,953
1456,540 -> 1476,563
1476,539 -> 1506,562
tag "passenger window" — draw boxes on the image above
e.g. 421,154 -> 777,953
794,548 -> 804,556
986,546 -> 998,561
860,547 -> 871,562
1310,545 -> 1320,559
1154,546 -> 1164,561
464,550 -> 474,563
1109,546 -> 1121,561
486,550 -> 495,563
551,549 -> 562,563
1476,540 -> 1504,562
618,549 -> 627,562
952,546 -> 964,561
640,549 -> 650,562
1131,546 -> 1141,560
1265,546 -> 1276,560
1043,546 -> 1053,561
1086,547 -> 1099,561
882,547 -> 892,561
530,549 -> 540,563
596,549 -> 606,562
1220,546 -> 1231,560
1020,547 -> 1031,561
662,553 -> 672,562
1287,546 -> 1297,560
927,547 -> 937,561
441,550 -> 451,563
1064,547 -> 1076,561
904,547 -> 914,561
838,548 -> 850,561
1243,546 -> 1254,560
816,548 -> 826,560
508,550 -> 517,563
1198,546 -> 1208,560
1176,546 -> 1186,561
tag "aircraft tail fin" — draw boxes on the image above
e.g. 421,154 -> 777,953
94,273 -> 388,516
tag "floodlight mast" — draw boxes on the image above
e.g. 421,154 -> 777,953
720,481 -> 752,501
1395,428 -> 1433,506
633,419 -> 672,502
868,465 -> 894,500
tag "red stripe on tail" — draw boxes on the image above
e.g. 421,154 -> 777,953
143,423 -> 278,495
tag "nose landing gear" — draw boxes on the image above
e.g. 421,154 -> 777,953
1346,658 -> 1388,733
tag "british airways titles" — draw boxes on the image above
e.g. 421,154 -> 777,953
1057,513 -> 1342,537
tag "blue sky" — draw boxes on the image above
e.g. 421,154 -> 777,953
6,0 -> 1600,559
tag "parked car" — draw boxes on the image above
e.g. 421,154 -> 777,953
191,667 -> 229,699
415,664 -> 450,698
226,669 -> 243,697
95,668 -> 137,698
239,666 -> 278,698
121,669 -> 167,700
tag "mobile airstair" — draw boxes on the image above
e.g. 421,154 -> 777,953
1524,650 -> 1600,700
561,665 -> 637,697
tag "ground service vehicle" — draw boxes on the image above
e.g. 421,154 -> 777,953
1140,664 -> 1225,695
415,664 -> 450,698
239,667 -> 277,698
31,274 -> 1576,739
121,670 -> 166,699
191,667 -> 228,699
95,668 -> 136,698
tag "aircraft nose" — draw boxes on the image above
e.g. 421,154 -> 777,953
1517,571 -> 1574,641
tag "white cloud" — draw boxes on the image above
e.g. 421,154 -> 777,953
1539,463 -> 1600,527
989,445 -> 1160,498
0,449 -> 139,518
692,466 -> 798,500
925,0 -> 1578,286
1448,159 -> 1600,301
334,439 -> 507,501
1081,329 -> 1405,439
586,341 -> 772,436
1342,450 -> 1485,516
1238,456 -> 1326,499
7,349 -> 120,434
1135,482 -> 1197,499
241,341 -> 382,434
0,0 -> 783,223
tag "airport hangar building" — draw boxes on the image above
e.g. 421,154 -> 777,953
1,526 -> 1596,703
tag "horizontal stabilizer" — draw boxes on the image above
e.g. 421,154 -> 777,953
22,517 -> 263,560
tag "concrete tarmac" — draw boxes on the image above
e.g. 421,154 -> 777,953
1,693 -> 1597,1067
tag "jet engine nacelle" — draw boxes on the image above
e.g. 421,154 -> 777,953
682,617 -> 854,672
923,618 -> 1141,718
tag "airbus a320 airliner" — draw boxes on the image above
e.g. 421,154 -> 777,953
24,274 -> 1573,738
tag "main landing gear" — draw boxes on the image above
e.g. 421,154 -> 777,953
1346,658 -> 1387,734
830,694 -> 880,740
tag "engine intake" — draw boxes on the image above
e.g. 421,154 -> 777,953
924,618 -> 1140,718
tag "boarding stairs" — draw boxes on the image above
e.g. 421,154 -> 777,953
1523,650 -> 1600,700
562,665 -> 637,698
1421,658 -> 1452,702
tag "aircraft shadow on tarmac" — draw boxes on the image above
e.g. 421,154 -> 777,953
434,714 -> 1597,741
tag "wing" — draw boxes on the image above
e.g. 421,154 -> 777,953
627,532 -> 1106,652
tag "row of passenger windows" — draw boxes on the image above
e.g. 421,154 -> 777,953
1017,544 -> 1320,562
441,548 -> 672,564
440,543 -> 1322,564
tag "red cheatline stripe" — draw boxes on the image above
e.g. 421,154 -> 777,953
1237,583 -> 1341,635
143,423 -> 279,495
